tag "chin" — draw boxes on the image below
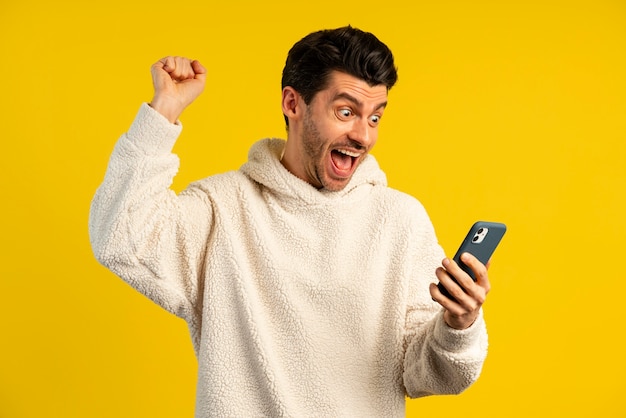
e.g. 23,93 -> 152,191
321,177 -> 351,192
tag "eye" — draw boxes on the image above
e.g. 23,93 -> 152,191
338,108 -> 353,119
369,114 -> 381,125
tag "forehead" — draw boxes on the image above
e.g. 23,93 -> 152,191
318,71 -> 388,106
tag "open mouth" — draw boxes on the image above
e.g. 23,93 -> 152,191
330,148 -> 360,177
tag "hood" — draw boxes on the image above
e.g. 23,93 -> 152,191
239,138 -> 387,206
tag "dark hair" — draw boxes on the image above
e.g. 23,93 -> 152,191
281,26 -> 398,126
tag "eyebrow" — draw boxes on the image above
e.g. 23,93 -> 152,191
333,92 -> 388,111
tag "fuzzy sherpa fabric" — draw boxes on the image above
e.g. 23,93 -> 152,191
89,103 -> 488,417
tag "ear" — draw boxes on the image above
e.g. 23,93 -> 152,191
282,86 -> 303,123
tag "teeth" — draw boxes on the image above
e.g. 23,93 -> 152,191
337,149 -> 361,158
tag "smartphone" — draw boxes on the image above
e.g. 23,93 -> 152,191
437,221 -> 507,301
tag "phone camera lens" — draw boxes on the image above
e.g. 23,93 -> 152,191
472,235 -> 479,242
477,228 -> 484,234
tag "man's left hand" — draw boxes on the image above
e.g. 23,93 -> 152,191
430,253 -> 491,330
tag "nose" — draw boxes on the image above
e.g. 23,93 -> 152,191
349,117 -> 375,149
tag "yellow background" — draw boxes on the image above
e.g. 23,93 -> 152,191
1,0 -> 624,416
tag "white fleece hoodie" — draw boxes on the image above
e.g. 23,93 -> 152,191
89,103 -> 488,417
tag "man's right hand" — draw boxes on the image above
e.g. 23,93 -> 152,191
149,56 -> 207,123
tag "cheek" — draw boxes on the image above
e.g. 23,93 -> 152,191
369,128 -> 379,146
329,123 -> 351,141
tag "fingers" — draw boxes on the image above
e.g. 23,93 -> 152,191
431,255 -> 492,329
459,253 -> 491,294
429,280 -> 458,311
443,255 -> 489,303
191,60 -> 207,77
149,56 -> 206,123
156,56 -> 204,82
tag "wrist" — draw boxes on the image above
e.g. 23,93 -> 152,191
443,310 -> 478,330
434,310 -> 486,353
149,95 -> 182,124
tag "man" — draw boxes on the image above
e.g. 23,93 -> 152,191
89,26 -> 490,417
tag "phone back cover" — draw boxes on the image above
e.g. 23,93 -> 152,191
454,221 -> 507,280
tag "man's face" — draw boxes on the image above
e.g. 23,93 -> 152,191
282,71 -> 389,192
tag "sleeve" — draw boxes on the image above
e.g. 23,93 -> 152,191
88,103 -> 213,325
401,210 -> 489,398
